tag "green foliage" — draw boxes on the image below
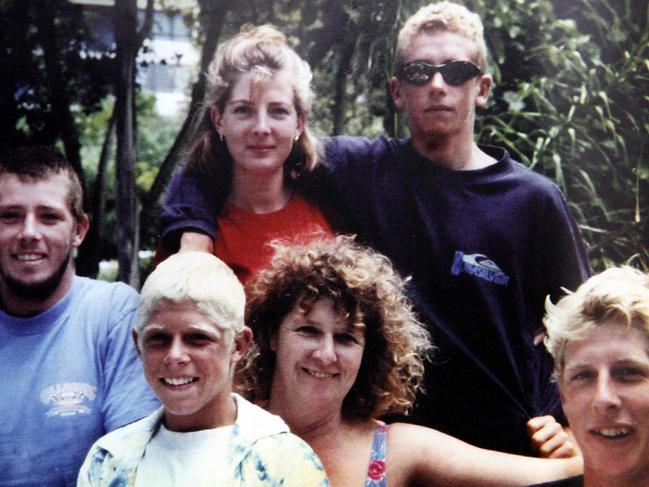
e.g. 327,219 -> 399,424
1,0 -> 113,148
77,92 -> 182,257
7,0 -> 647,271
134,94 -> 184,193
78,92 -> 181,189
179,0 -> 649,270
473,0 -> 648,270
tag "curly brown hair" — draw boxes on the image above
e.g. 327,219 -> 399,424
239,235 -> 432,420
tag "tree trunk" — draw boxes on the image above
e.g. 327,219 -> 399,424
331,26 -> 358,135
306,0 -> 350,67
35,0 -> 86,193
77,114 -> 115,277
114,0 -> 140,287
141,0 -> 234,225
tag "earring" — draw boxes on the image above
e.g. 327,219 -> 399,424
219,132 -> 224,142
294,133 -> 300,142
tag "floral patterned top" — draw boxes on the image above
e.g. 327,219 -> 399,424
77,394 -> 329,487
365,423 -> 388,486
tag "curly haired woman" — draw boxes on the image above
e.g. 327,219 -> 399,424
239,235 -> 582,487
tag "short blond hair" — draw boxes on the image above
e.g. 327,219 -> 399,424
395,2 -> 488,71
544,266 -> 649,380
136,252 -> 245,343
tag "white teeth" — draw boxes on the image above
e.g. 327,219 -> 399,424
597,428 -> 631,438
163,377 -> 195,386
17,254 -> 42,261
304,369 -> 335,378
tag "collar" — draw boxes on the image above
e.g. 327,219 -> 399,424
94,394 -> 289,473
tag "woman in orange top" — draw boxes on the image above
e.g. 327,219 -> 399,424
156,24 -> 334,284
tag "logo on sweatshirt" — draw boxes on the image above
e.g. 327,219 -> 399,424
450,251 -> 510,286
40,382 -> 97,417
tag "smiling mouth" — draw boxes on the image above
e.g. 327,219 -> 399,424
161,377 -> 198,386
15,254 -> 44,262
303,368 -> 337,379
592,427 -> 632,439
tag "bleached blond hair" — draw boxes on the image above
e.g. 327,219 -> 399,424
543,266 -> 649,380
136,251 -> 245,343
395,1 -> 488,71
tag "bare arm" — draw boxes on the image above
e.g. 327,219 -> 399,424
387,423 -> 582,487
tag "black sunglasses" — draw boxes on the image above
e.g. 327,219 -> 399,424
396,60 -> 483,86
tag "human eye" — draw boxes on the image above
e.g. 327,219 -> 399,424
614,365 -> 647,383
335,333 -> 361,346
143,332 -> 170,347
295,325 -> 320,336
40,211 -> 64,224
185,332 -> 215,345
269,105 -> 291,117
232,104 -> 252,115
568,369 -> 594,383
0,208 -> 21,223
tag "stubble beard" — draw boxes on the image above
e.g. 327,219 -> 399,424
0,250 -> 72,302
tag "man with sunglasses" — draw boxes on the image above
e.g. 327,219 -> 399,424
159,1 -> 590,457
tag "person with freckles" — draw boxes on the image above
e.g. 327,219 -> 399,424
529,266 -> 649,487
77,251 -> 329,486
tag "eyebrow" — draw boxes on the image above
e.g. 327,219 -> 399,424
227,98 -> 253,104
228,98 -> 292,106
142,323 -> 222,337
566,357 -> 649,370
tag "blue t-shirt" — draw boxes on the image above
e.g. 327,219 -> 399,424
0,276 -> 159,486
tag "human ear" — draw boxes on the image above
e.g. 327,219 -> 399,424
232,326 -> 253,362
72,214 -> 90,247
475,73 -> 492,108
210,106 -> 224,135
132,329 -> 142,357
389,76 -> 405,110
295,113 -> 306,139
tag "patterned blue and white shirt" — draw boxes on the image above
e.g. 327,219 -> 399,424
77,394 -> 329,487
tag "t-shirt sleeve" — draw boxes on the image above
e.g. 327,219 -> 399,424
158,168 -> 219,249
533,184 -> 591,417
535,185 -> 591,301
100,286 -> 159,431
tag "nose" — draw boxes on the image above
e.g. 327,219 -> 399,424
429,71 -> 447,91
312,335 -> 337,365
593,374 -> 622,412
163,337 -> 190,366
252,111 -> 271,135
19,214 -> 42,241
